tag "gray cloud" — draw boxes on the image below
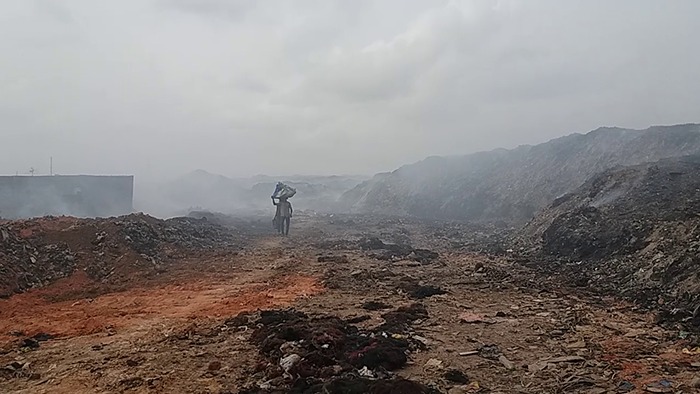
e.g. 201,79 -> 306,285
0,0 -> 698,180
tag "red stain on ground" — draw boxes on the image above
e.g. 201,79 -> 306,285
601,336 -> 697,391
0,271 -> 322,344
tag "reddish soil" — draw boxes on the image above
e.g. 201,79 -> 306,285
1,214 -> 699,393
0,270 -> 321,344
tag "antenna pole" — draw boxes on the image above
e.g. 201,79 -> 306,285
50,157 -> 53,175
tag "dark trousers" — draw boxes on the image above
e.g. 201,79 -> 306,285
278,216 -> 290,235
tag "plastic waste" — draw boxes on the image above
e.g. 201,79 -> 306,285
271,182 -> 297,199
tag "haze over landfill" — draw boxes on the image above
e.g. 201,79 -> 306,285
3,1 -> 700,393
2,0 -> 699,181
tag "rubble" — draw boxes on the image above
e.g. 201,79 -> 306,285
517,156 -> 700,328
2,186 -> 700,392
0,223 -> 76,297
444,369 -> 470,384
0,214 -> 241,297
397,278 -> 447,299
239,306 -> 430,393
118,214 -> 239,257
317,255 -> 350,263
340,124 -> 700,223
361,301 -> 392,311
360,237 -> 440,263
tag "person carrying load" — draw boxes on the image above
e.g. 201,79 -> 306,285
271,182 -> 296,236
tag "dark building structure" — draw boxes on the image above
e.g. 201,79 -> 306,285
0,175 -> 133,219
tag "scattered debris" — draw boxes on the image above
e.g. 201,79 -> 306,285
478,344 -> 502,360
361,301 -> 392,311
358,366 -> 374,378
528,355 -> 586,373
407,285 -> 447,299
498,355 -> 515,370
459,312 -> 495,324
528,362 -> 547,373
689,377 -> 700,388
644,379 -> 673,393
345,315 -> 371,324
31,333 -> 54,342
379,303 -> 429,332
565,339 -> 586,349
254,377 -> 441,394
424,358 -> 443,370
397,278 -> 447,299
20,338 -> 40,349
412,335 -> 431,347
547,355 -> 586,363
450,381 -> 481,394
317,255 -> 349,263
360,237 -> 439,263
279,354 -> 300,373
617,381 -> 635,392
239,306 -> 430,392
444,369 -> 470,384
682,347 -> 700,355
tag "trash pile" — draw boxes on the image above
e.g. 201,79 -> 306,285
118,214 -> 239,257
0,225 -> 76,297
359,237 -> 439,264
235,305 -> 437,393
0,214 -> 241,297
517,156 -> 700,326
312,214 -> 510,259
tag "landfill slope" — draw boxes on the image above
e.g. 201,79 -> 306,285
340,123 -> 700,223
518,155 -> 700,325
0,214 -> 241,298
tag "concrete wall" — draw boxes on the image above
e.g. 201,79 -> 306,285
0,175 -> 133,219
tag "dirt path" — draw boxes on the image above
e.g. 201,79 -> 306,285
0,229 -> 324,393
1,214 -> 699,393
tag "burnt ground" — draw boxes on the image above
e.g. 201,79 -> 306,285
1,213 -> 700,393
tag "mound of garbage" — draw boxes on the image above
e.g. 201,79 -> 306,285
518,155 -> 700,326
119,214 -> 239,256
0,226 -> 77,298
341,124 -> 700,223
0,214 -> 241,297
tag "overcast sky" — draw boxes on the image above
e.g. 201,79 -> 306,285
1,0 -> 698,180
